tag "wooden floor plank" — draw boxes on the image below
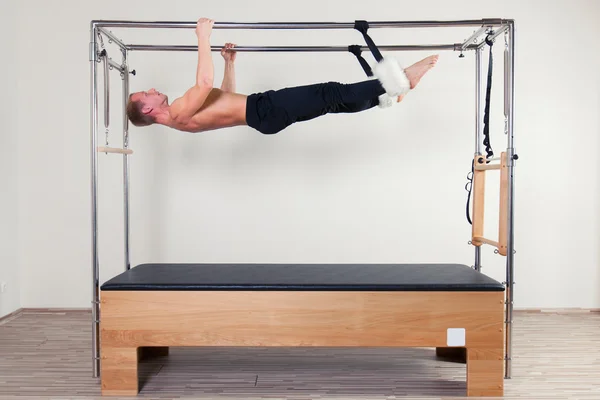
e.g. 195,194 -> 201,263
1,310 -> 599,399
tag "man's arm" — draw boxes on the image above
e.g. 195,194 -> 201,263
220,43 -> 236,92
169,18 -> 215,124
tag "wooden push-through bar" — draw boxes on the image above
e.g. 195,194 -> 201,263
97,146 -> 133,155
471,152 -> 508,256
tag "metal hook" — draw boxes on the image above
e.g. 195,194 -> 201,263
104,128 -> 109,154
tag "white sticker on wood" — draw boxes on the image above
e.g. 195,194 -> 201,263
447,328 -> 466,346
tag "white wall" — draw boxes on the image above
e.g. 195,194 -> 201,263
14,0 -> 600,310
0,1 -> 20,318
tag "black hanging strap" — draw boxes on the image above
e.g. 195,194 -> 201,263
465,160 -> 474,225
354,20 -> 383,62
482,34 -> 494,160
466,34 -> 495,225
348,45 -> 373,77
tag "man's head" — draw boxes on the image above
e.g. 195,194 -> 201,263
126,88 -> 169,127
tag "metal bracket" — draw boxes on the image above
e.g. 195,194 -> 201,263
454,43 -> 469,53
482,18 -> 504,26
89,42 -> 98,62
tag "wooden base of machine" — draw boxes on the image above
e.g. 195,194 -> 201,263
100,290 -> 504,397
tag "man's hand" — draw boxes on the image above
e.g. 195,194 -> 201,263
220,43 -> 236,92
169,18 -> 216,124
196,18 -> 214,39
221,43 -> 237,63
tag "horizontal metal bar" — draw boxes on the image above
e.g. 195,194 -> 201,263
98,27 -> 127,50
128,44 -> 466,52
94,19 -> 506,30
107,58 -> 125,74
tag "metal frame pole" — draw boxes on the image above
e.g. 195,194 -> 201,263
89,22 -> 101,378
504,20 -> 516,379
93,19 -> 506,30
127,44 -> 463,52
88,16 -> 516,381
474,46 -> 483,272
107,58 -> 125,74
122,50 -> 131,271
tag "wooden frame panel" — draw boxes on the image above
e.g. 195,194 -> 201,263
471,152 -> 509,256
471,156 -> 487,246
498,151 -> 509,256
100,290 -> 504,397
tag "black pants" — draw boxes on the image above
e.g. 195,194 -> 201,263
245,79 -> 386,134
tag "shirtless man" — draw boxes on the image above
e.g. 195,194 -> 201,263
126,18 -> 438,135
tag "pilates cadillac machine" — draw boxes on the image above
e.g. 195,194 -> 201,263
89,18 -> 517,397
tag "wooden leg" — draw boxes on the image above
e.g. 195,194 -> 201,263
101,347 -> 139,396
138,346 -> 169,361
435,347 -> 466,363
466,348 -> 504,397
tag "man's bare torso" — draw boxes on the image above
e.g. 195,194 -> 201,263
170,88 -> 248,133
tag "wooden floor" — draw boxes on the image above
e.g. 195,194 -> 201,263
1,309 -> 599,399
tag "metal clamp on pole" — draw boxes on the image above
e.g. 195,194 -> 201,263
89,41 -> 98,62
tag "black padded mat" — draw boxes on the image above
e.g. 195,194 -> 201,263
101,263 -> 504,292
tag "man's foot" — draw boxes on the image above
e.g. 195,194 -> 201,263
404,55 -> 439,89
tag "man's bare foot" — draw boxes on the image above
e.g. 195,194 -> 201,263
404,55 -> 439,89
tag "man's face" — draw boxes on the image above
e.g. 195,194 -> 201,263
132,88 -> 168,113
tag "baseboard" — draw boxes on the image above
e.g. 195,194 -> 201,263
515,308 -> 600,314
0,308 -> 24,324
21,308 -> 92,314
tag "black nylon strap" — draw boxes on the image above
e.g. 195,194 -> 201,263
482,35 -> 494,160
466,34 -> 495,225
465,160 -> 474,225
348,45 -> 373,77
354,20 -> 383,62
